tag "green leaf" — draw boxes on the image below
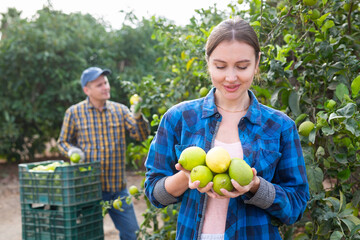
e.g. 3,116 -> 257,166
294,233 -> 310,240
353,190 -> 360,207
342,218 -> 357,232
338,168 -> 351,181
348,215 -> 360,225
334,153 -> 348,164
330,231 -> 343,240
250,21 -> 261,27
324,196 -> 340,212
335,83 -> 350,101
315,146 -> 325,157
336,103 -> 357,118
289,90 -> 301,116
321,20 -> 335,33
309,129 -> 316,144
317,221 -> 332,235
186,57 -> 197,71
339,191 -> 346,213
351,75 -> 360,96
322,126 -> 335,136
350,224 -> 360,237
295,113 -> 308,126
306,166 -> 324,192
270,87 -> 286,107
284,60 -> 294,71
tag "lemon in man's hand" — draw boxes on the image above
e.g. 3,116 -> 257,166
70,153 -> 81,163
130,94 -> 141,105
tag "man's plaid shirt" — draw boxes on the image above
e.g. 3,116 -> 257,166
58,98 -> 150,192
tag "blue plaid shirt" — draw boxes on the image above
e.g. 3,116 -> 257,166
144,88 -> 309,240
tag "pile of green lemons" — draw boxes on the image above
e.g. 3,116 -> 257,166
178,146 -> 254,195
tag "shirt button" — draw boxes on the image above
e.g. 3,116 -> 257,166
215,113 -> 220,118
210,130 -> 214,134
198,214 -> 202,218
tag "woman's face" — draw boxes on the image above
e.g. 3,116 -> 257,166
208,40 -> 259,102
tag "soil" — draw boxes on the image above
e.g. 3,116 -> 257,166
0,160 -> 147,240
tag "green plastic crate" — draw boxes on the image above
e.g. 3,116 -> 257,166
19,160 -> 102,206
21,200 -> 104,240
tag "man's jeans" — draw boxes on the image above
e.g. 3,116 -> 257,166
102,189 -> 139,240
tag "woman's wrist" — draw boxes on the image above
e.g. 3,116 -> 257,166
249,176 -> 260,194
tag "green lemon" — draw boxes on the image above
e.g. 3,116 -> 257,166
190,165 -> 213,188
305,221 -> 314,233
113,199 -> 123,210
213,173 -> 233,196
158,106 -> 167,115
70,153 -> 81,163
309,9 -> 321,19
346,203 -> 359,217
228,158 -> 253,186
129,185 -> 139,195
205,146 -> 231,173
178,146 -> 206,171
344,2 -> 357,11
303,0 -> 317,6
283,34 -> 293,44
199,87 -> 209,97
129,94 -> 141,105
298,121 -> 315,137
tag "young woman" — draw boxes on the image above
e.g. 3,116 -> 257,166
144,18 -> 309,240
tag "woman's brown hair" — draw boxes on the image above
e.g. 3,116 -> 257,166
205,18 -> 260,63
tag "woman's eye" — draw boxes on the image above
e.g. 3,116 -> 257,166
216,66 -> 225,69
237,66 -> 247,70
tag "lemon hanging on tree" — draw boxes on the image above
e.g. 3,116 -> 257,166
113,198 -> 123,211
298,121 -> 315,137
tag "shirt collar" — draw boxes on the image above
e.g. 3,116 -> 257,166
85,97 -> 110,111
201,88 -> 262,126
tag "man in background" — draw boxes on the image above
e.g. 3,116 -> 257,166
57,66 -> 150,239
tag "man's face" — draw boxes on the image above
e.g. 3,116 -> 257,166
83,75 -> 111,102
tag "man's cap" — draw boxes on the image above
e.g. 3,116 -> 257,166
80,67 -> 111,88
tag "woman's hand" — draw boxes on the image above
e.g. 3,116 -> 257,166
220,168 -> 260,198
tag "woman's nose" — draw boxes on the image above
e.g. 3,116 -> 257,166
225,69 -> 237,81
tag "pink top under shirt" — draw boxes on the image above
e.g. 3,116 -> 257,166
201,139 -> 244,234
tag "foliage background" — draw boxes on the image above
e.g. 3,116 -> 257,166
1,0 -> 360,239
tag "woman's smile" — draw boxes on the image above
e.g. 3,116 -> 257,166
223,84 -> 240,93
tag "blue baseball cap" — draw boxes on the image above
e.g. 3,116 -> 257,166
80,67 -> 111,88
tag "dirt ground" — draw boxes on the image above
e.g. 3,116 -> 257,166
0,160 -> 147,240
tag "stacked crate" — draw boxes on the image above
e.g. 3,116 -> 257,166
19,160 -> 104,240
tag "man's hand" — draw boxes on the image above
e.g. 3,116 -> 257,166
68,147 -> 85,164
130,94 -> 142,119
